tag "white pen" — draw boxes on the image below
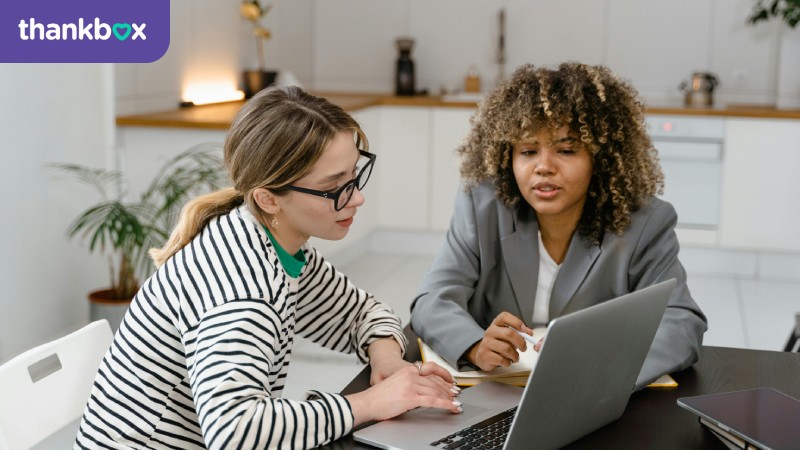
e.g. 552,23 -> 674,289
505,325 -> 540,347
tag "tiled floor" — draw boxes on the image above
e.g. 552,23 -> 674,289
282,247 -> 800,401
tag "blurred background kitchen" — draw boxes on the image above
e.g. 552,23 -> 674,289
2,0 -> 799,399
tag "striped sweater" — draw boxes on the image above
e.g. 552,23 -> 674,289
75,205 -> 407,449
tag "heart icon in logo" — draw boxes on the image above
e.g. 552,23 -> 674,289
112,23 -> 132,41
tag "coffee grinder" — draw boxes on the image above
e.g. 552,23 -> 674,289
395,37 -> 415,96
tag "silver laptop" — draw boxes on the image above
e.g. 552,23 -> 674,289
354,278 -> 676,450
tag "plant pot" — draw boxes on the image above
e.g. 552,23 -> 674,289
243,69 -> 278,98
88,289 -> 132,332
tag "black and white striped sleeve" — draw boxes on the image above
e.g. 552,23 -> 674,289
294,248 -> 408,362
186,299 -> 354,449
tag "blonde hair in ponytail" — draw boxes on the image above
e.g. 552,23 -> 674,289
149,86 -> 367,267
149,188 -> 244,267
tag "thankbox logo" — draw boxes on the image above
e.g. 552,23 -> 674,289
18,18 -> 147,41
1,0 -> 169,63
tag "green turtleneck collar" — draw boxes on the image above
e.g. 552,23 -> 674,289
262,225 -> 306,278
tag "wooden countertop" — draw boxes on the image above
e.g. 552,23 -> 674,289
116,92 -> 800,130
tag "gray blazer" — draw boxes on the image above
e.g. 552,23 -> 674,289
410,183 -> 707,388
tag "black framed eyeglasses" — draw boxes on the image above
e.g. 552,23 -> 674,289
281,149 -> 376,211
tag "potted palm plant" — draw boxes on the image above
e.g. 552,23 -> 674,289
747,0 -> 800,28
50,145 -> 226,329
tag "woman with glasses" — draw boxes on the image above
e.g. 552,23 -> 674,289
75,86 -> 461,450
410,63 -> 707,390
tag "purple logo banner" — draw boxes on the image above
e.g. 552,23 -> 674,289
1,0 -> 169,63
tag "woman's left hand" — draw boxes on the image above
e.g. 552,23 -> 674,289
367,337 -> 409,385
370,357 -> 413,385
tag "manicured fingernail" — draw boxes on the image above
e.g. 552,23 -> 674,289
451,386 -> 461,395
456,406 -> 464,413
452,400 -> 462,407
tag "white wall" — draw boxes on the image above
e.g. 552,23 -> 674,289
118,0 -> 799,115
0,65 -> 113,362
777,26 -> 800,108
116,0 -> 314,115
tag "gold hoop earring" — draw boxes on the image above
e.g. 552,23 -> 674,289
270,215 -> 279,229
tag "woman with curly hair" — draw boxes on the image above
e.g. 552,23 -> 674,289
410,63 -> 707,389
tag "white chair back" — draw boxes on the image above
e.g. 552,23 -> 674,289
0,320 -> 113,450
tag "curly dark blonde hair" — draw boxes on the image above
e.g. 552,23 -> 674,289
459,62 -> 664,244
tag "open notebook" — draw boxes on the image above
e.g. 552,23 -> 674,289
418,332 -> 678,388
417,327 -> 547,386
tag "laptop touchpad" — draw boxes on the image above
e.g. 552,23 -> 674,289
400,402 -> 489,425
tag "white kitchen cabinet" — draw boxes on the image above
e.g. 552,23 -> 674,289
350,107 -> 380,236
430,108 -> 474,230
720,118 -> 800,252
373,106 -> 432,230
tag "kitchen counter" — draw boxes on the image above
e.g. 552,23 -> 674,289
116,92 -> 800,130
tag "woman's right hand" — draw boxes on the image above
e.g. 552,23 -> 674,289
466,312 -> 532,371
346,362 -> 462,426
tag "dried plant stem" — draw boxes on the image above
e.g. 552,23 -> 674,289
256,35 -> 266,72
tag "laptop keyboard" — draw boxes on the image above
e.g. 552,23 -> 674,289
429,406 -> 517,449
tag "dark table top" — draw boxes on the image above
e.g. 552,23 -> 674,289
319,327 -> 800,449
